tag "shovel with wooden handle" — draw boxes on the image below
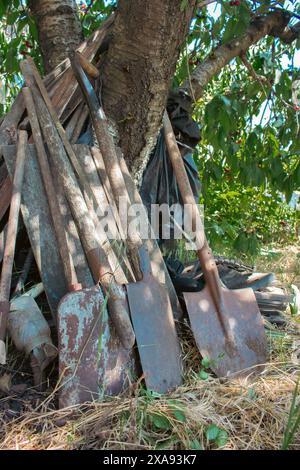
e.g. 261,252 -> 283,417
163,111 -> 267,377
21,60 -> 135,351
23,86 -> 134,405
72,55 -> 183,393
0,130 -> 28,364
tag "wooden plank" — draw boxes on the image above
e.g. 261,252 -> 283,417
1,144 -> 92,319
2,144 -> 66,318
0,174 -> 11,222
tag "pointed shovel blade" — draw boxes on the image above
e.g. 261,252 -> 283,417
184,285 -> 267,378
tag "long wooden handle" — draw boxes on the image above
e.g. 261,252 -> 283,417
0,130 -> 28,364
163,111 -> 205,250
71,54 -> 142,278
163,111 -> 232,337
23,87 -> 80,292
20,61 -> 135,349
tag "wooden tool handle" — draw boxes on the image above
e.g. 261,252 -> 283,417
163,111 -> 205,250
71,54 -> 142,277
0,130 -> 28,363
164,111 -> 232,337
20,61 -> 135,349
77,52 -> 100,79
23,87 -> 80,292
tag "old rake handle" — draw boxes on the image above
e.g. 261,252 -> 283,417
0,130 -> 28,364
23,87 -> 80,292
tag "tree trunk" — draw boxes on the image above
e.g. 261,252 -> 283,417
101,0 -> 197,181
29,0 -> 83,73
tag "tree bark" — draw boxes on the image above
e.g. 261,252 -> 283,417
29,0 -> 83,73
181,10 -> 291,101
101,0 -> 197,181
275,20 -> 300,43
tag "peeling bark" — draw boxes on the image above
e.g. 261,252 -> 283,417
182,11 -> 291,101
29,0 -> 83,73
101,0 -> 197,181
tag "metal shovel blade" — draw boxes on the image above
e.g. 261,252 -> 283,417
58,286 -> 135,407
126,247 -> 182,393
184,285 -> 267,378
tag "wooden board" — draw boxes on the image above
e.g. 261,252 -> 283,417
1,144 -> 93,319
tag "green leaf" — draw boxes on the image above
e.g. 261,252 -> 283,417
206,424 -> 220,441
173,409 -> 186,422
247,387 -> 257,400
149,414 -> 172,431
6,10 -> 20,25
201,357 -> 211,369
199,370 -> 209,380
216,429 -> 229,448
189,439 -> 203,450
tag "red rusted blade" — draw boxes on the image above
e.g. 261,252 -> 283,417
58,286 -> 135,407
126,274 -> 182,394
184,286 -> 267,378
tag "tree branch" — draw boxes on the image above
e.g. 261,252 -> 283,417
273,21 -> 300,43
181,10 -> 291,101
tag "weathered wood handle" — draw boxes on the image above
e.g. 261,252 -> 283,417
77,52 -> 100,79
71,54 -> 142,278
20,60 -> 135,350
0,130 -> 28,364
23,86 -> 80,292
163,110 -> 205,251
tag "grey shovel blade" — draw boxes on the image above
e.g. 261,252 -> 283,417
126,274 -> 182,393
184,285 -> 267,378
58,286 -> 135,407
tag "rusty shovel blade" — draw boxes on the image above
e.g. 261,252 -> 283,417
58,286 -> 135,407
184,285 -> 267,378
126,246 -> 182,393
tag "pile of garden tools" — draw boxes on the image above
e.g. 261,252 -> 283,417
0,18 -> 275,408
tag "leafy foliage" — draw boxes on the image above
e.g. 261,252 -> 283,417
0,0 -> 299,251
175,0 -> 300,251
0,0 -> 41,114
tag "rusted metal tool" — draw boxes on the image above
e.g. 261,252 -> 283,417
21,59 -> 135,351
0,130 -> 28,364
23,86 -> 134,405
163,111 -> 267,378
72,56 -> 183,393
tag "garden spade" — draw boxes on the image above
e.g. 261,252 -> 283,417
72,55 -> 183,393
23,87 -> 131,406
163,111 -> 267,378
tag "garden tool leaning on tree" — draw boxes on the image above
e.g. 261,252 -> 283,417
163,111 -> 267,378
72,53 -> 183,393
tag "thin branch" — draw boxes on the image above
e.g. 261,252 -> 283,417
240,53 -> 271,98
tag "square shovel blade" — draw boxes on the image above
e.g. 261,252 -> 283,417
126,273 -> 182,394
58,286 -> 135,407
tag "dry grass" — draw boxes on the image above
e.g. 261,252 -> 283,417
255,245 -> 300,288
0,325 -> 299,450
0,245 -> 299,450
